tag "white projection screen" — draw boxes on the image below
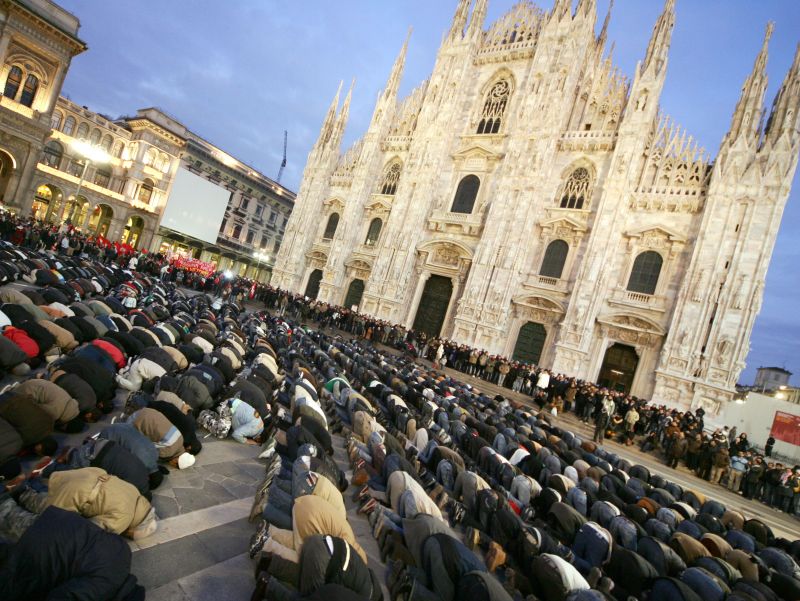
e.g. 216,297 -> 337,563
160,167 -> 230,244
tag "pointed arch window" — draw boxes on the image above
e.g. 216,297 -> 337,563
539,239 -> 569,279
380,162 -> 401,195
3,66 -> 22,99
323,212 -> 339,240
365,218 -> 383,246
19,74 -> 38,107
627,251 -> 663,295
477,79 -> 511,134
450,175 -> 480,214
559,167 -> 592,209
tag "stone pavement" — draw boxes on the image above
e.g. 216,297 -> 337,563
137,419 -> 391,601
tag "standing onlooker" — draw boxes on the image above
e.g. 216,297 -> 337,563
727,451 -> 748,493
592,396 -> 615,443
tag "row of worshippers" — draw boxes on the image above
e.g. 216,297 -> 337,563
244,317 -> 800,601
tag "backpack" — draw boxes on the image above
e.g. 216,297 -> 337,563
124,390 -> 153,415
197,401 -> 233,439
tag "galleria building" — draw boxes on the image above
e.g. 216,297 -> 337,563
272,0 -> 800,415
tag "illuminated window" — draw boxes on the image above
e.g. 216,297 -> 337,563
19,74 -> 38,107
138,178 -> 154,204
3,66 -> 22,99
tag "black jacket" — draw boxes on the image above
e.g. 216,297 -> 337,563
0,506 -> 142,601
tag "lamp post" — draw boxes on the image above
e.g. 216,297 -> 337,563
253,251 -> 270,282
63,139 -> 111,227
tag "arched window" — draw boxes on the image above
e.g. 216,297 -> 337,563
450,175 -> 480,214
19,74 -> 38,107
75,122 -> 89,141
93,167 -> 111,188
137,178 -> 154,204
112,140 -> 124,158
100,134 -> 113,152
323,212 -> 339,240
63,116 -> 76,136
3,66 -> 22,99
627,251 -> 663,295
50,110 -> 63,131
380,162 -> 401,195
42,140 -> 63,168
477,79 -> 511,134
89,129 -> 101,146
232,223 -> 243,239
364,218 -> 383,246
539,239 -> 569,279
144,147 -> 157,166
559,167 -> 592,209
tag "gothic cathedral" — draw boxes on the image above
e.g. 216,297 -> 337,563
271,0 -> 800,416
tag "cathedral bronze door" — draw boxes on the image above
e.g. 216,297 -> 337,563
343,278 -> 365,310
597,343 -> 639,393
304,269 -> 323,300
412,275 -> 453,337
512,322 -> 546,365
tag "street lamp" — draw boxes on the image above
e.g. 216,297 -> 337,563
66,139 -> 111,225
253,251 -> 270,282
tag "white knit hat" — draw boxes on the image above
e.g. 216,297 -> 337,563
177,453 -> 196,469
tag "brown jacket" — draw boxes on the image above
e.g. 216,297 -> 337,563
16,378 -> 79,423
48,467 -> 152,535
37,319 -> 78,350
292,495 -> 366,564
131,407 -> 184,459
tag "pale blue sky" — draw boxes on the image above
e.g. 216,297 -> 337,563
56,0 -> 800,384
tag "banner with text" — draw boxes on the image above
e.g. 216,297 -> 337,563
770,411 -> 800,446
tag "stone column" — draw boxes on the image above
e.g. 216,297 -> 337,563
405,271 -> 429,329
13,145 -> 42,215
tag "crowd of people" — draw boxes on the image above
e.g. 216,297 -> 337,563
244,302 -> 800,601
0,215 -> 796,600
249,291 -> 800,518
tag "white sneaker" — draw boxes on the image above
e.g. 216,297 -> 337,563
258,447 -> 275,460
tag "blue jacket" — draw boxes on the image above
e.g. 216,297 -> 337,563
99,423 -> 159,474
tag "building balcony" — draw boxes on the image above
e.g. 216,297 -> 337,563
380,135 -> 411,152
427,209 -> 484,236
607,288 -> 667,313
520,274 -> 571,295
557,130 -> 617,152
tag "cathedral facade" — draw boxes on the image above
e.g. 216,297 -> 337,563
271,0 -> 800,415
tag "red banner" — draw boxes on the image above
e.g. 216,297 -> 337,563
770,411 -> 800,446
171,256 -> 217,277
